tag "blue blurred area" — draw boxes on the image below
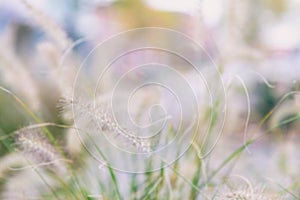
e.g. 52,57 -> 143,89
0,0 -> 93,58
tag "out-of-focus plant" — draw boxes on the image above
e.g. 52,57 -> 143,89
0,0 -> 299,199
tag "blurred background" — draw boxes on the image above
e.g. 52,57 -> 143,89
0,0 -> 300,198
1,0 -> 300,138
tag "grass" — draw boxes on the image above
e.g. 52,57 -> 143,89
0,1 -> 300,199
1,61 -> 299,199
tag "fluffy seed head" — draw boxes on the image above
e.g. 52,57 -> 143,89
59,94 -> 152,153
15,128 -> 67,174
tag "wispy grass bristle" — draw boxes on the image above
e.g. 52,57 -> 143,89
15,128 -> 67,174
20,0 -> 71,50
59,95 -> 152,153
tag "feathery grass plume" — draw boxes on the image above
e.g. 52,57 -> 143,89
57,89 -> 96,121
1,169 -> 55,200
36,40 -> 80,98
218,189 -> 270,200
20,0 -> 71,50
37,41 -> 60,68
58,93 -> 152,153
216,183 -> 278,200
92,105 -> 152,153
14,127 -> 67,175
57,90 -> 75,121
65,126 -> 83,155
0,153 -> 27,179
0,43 -> 41,110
